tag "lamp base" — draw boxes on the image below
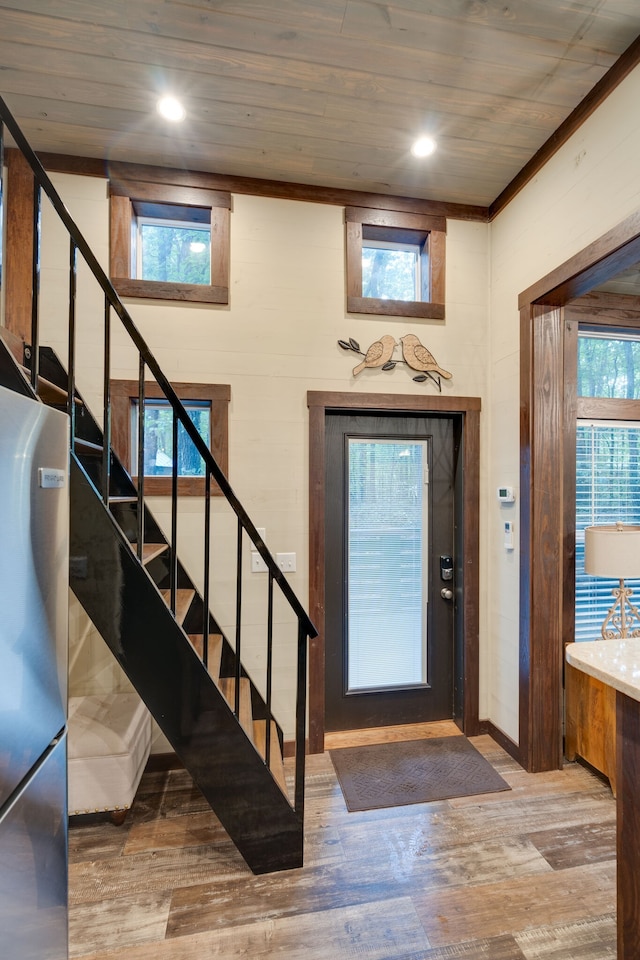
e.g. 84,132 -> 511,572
601,579 -> 640,640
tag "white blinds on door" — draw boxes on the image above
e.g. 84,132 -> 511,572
575,421 -> 640,642
347,438 -> 428,691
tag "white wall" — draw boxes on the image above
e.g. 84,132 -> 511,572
38,178 -> 489,743
488,64 -> 640,740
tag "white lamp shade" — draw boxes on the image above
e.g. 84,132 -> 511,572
584,524 -> 640,580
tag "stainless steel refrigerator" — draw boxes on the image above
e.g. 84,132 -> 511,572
0,383 -> 69,959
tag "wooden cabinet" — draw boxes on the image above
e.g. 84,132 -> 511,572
565,661 -> 616,795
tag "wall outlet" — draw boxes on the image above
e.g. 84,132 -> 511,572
276,552 -> 296,572
251,552 -> 268,573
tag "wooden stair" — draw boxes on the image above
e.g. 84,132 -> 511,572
219,676 -> 254,743
160,588 -> 195,626
131,543 -> 169,565
253,719 -> 287,796
188,633 -> 223,679
74,438 -> 102,456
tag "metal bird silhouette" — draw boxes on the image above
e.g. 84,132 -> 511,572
400,334 -> 452,378
352,334 -> 397,376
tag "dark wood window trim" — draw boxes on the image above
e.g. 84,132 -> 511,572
111,379 -> 230,496
519,213 -> 640,774
307,390 -> 480,755
345,207 -> 446,320
109,179 -> 230,304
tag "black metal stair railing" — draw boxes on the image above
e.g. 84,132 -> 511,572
0,96 -> 317,825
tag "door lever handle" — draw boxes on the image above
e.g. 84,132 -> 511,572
440,587 -> 453,601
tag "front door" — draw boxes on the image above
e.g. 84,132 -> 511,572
325,412 -> 457,731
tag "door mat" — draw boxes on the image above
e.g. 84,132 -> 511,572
329,735 -> 511,812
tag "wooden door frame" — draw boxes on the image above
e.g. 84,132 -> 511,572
519,209 -> 640,772
307,391 -> 481,755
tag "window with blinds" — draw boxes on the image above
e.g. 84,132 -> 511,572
575,421 -> 640,642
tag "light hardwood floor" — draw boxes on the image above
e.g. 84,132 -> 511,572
68,723 -> 617,959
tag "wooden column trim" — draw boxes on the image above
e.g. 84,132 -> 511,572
307,390 -> 481,754
462,406 -> 481,737
4,149 -> 35,345
616,690 -> 640,958
308,399 -> 326,755
520,304 -> 565,772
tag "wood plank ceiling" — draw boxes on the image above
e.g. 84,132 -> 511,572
0,0 -> 639,209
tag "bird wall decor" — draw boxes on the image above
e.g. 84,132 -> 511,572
338,334 -> 452,391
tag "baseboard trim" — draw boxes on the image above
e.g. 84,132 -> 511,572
483,721 -> 523,767
145,752 -> 184,772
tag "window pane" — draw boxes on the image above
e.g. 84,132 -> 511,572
132,400 -> 211,477
578,334 -> 640,398
362,245 -> 418,301
347,439 -> 427,691
139,222 -> 211,284
575,422 -> 640,641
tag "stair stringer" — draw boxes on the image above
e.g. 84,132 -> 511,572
69,454 -> 303,875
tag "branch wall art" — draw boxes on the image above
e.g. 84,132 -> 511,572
338,334 -> 452,391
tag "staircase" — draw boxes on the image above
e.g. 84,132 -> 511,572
0,98 -> 317,875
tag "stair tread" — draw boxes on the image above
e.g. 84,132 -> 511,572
253,719 -> 288,796
219,676 -> 254,743
19,364 -> 83,406
188,633 -> 223,680
131,542 -> 169,565
109,495 -> 138,504
74,437 -> 103,456
160,588 -> 195,626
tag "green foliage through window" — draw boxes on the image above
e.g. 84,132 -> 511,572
362,242 -> 419,301
578,334 -> 640,398
131,399 -> 211,477
138,220 -> 211,285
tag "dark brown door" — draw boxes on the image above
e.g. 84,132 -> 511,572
325,412 -> 457,731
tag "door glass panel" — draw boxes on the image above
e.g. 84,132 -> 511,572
347,438 -> 428,691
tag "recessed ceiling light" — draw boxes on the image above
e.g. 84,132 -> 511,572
411,136 -> 437,158
157,96 -> 186,122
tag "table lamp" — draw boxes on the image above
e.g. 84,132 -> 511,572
584,522 -> 640,640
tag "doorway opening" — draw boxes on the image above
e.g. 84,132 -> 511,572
307,391 -> 481,754
519,211 -> 640,772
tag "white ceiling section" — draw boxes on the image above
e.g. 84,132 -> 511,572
0,1 -> 639,208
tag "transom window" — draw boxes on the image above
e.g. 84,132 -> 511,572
578,331 -> 640,398
362,239 -> 422,302
345,206 -> 445,319
136,212 -> 212,285
109,179 -> 230,304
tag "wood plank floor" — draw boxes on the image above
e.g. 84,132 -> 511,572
68,725 -> 617,959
